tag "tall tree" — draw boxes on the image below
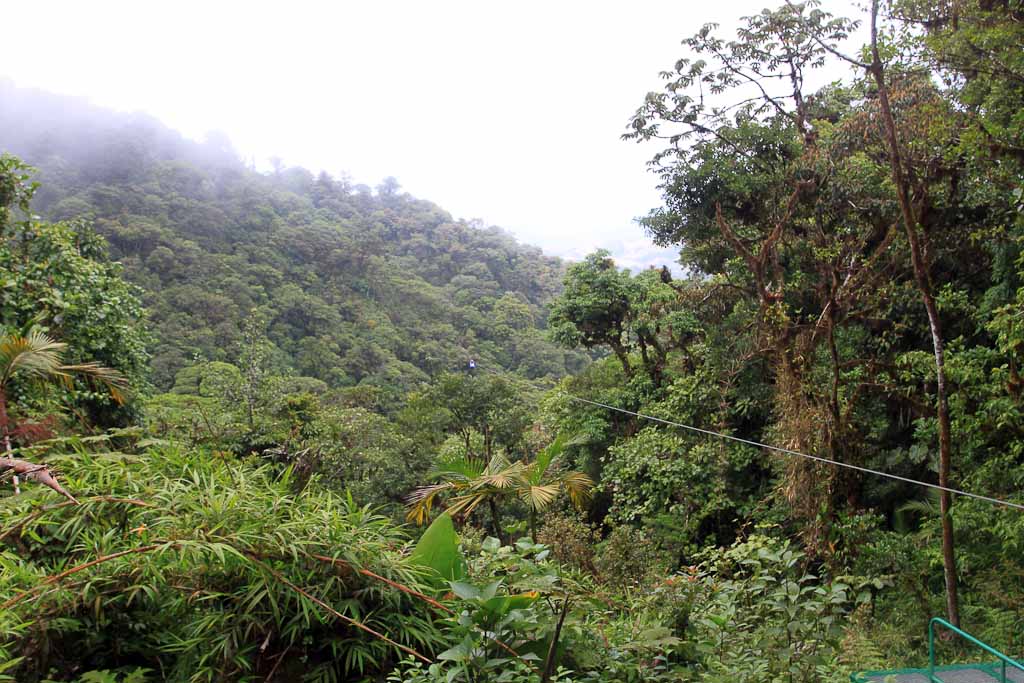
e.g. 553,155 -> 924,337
864,0 -> 962,629
793,0 -> 969,627
424,372 -> 532,461
624,3 -> 909,540
549,251 -> 690,389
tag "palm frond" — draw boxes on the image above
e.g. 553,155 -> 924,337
0,331 -> 66,385
898,490 -> 942,517
405,483 -> 456,524
484,452 -> 512,472
475,461 -> 526,490
432,453 -> 485,480
519,484 -> 560,512
532,433 -> 567,482
446,491 -> 493,518
560,471 -> 595,509
407,439 -> 594,527
58,362 -> 131,403
0,330 -> 130,402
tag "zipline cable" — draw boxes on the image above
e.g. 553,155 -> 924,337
562,393 -> 1024,512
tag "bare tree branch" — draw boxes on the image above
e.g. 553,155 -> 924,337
0,457 -> 78,503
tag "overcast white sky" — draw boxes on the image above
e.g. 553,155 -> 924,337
1,1 -> 861,270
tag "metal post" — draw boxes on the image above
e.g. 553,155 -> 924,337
929,619 -> 937,683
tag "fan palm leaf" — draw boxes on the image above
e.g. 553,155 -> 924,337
0,327 -> 130,503
0,330 -> 65,385
406,432 -> 595,531
405,482 -> 459,525
55,362 -> 131,403
558,471 -> 595,509
519,483 -> 560,512
431,452 -> 486,481
526,433 -> 565,485
445,491 -> 494,518
473,458 -> 525,490
0,329 -> 129,403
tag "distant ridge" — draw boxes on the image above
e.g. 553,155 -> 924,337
0,83 -> 589,396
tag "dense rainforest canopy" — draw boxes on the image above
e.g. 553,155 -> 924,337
0,1 -> 1023,681
0,81 -> 587,399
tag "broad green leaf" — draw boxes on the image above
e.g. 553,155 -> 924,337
437,635 -> 475,662
479,579 -> 502,601
449,581 -> 482,600
408,512 -> 466,587
480,591 -> 539,617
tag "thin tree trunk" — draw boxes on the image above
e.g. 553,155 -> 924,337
541,599 -> 571,683
0,390 -> 20,495
488,498 -> 506,546
867,0 -> 959,627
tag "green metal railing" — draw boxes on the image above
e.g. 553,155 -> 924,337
928,617 -> 1024,683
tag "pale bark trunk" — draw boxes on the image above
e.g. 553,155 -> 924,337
868,0 -> 959,627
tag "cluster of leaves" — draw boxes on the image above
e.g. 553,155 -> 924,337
406,434 -> 594,543
407,528 -> 864,683
143,359 -> 435,516
0,436 -> 445,682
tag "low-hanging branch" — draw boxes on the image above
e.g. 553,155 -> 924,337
0,457 -> 78,503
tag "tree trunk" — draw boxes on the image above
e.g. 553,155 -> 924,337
541,599 -> 571,683
868,0 -> 959,627
610,341 -> 633,378
488,498 -> 506,546
0,390 -> 20,494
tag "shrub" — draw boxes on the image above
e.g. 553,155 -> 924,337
0,439 -> 442,682
594,526 -> 669,590
537,512 -> 600,572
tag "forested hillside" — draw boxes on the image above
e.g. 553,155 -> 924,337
0,82 -> 586,396
1,1 -> 1023,681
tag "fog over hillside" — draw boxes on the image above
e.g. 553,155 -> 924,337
3,0 -> 784,272
0,82 -> 595,394
0,78 -> 681,272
